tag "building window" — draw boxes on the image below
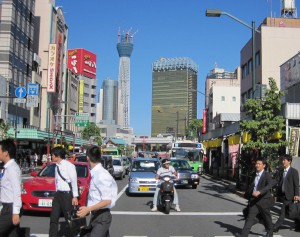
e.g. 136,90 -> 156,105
232,96 -> 236,102
255,51 -> 260,67
221,96 -> 225,101
248,59 -> 253,73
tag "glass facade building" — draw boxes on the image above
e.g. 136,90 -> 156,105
151,57 -> 198,138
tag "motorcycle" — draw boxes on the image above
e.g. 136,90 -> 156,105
159,175 -> 175,214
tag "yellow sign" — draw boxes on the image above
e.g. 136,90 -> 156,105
79,79 -> 84,112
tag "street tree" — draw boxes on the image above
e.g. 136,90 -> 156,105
239,77 -> 288,172
186,119 -> 202,140
0,120 -> 9,140
81,123 -> 102,146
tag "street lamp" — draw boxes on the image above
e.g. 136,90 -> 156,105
206,9 -> 260,97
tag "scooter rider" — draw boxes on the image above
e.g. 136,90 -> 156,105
151,159 -> 181,212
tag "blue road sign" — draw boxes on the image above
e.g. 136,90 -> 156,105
27,83 -> 39,96
15,87 -> 26,98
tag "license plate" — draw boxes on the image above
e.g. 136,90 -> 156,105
38,199 -> 52,207
181,180 -> 188,184
139,186 -> 149,191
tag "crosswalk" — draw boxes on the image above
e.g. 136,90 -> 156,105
29,235 -> 283,237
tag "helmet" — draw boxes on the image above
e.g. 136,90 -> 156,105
161,159 -> 170,165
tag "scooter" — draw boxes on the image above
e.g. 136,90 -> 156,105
159,175 -> 175,214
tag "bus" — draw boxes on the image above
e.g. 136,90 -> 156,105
102,147 -> 122,157
169,140 -> 206,175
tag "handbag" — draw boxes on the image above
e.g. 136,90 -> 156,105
286,201 -> 300,219
67,205 -> 87,232
57,166 -> 81,199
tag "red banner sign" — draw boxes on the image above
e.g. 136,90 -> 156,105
202,109 -> 207,134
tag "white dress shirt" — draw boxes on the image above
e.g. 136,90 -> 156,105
55,159 -> 78,197
253,170 -> 264,192
1,159 -> 22,214
87,163 -> 118,209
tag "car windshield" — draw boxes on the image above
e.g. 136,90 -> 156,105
131,160 -> 159,172
38,164 -> 88,178
170,160 -> 191,170
172,149 -> 202,162
75,156 -> 87,162
113,159 -> 121,166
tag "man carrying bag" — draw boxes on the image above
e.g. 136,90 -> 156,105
274,154 -> 300,232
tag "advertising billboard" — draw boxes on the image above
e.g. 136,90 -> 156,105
79,79 -> 84,112
68,49 -> 97,79
202,109 -> 207,134
47,44 -> 57,93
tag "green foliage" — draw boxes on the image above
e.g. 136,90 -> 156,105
239,78 -> 288,172
186,119 -> 202,140
81,123 -> 102,146
0,120 -> 9,140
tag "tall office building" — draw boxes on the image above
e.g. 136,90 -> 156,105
0,0 -> 35,126
117,30 -> 134,130
151,57 -> 198,138
34,0 -> 68,131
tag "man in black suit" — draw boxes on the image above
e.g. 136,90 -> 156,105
238,158 -> 276,237
273,154 -> 300,232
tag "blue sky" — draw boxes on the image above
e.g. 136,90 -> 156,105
56,0 -> 299,136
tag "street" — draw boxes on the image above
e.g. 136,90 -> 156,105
2,174 -> 295,237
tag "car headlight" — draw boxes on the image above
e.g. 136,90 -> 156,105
21,184 -> 27,194
191,174 -> 199,179
129,177 -> 138,183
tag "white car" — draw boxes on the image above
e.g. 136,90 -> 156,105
113,158 -> 126,180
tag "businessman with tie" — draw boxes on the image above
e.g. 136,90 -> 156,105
273,154 -> 300,232
238,158 -> 276,237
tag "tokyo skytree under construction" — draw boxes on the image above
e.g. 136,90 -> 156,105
117,29 -> 136,130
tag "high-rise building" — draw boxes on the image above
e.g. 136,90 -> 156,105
67,48 -> 97,124
117,30 -> 134,130
151,57 -> 198,138
0,0 -> 35,126
34,0 -> 68,132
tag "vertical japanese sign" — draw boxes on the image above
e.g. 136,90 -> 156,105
289,127 -> 300,157
47,44 -> 57,93
78,79 -> 84,112
202,109 -> 207,134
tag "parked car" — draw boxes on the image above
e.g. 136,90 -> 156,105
21,161 -> 90,212
128,158 -> 160,194
69,153 -> 87,162
112,157 -> 126,180
170,158 -> 200,189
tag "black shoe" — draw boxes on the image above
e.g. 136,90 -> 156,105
273,225 -> 280,233
265,233 -> 273,237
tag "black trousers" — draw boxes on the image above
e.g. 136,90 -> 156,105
274,195 -> 300,229
241,204 -> 273,237
0,203 -> 21,237
49,191 -> 73,237
80,209 -> 112,237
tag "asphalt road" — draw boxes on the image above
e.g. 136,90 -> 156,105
1,173 -> 299,237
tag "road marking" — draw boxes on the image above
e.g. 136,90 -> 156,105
30,235 -> 48,237
117,184 -> 128,201
111,211 -> 242,215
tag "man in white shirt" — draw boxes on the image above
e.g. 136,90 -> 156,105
49,146 -> 79,237
77,145 -> 118,237
151,159 -> 180,212
0,139 -> 22,236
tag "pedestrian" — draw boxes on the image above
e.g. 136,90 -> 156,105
34,152 -> 38,167
77,145 -> 118,237
273,154 -> 300,232
237,158 -> 276,237
49,146 -> 79,237
0,139 -> 22,236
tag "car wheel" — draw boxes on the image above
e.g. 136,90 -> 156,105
192,184 -> 197,189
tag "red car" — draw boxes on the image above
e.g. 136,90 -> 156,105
21,162 -> 90,212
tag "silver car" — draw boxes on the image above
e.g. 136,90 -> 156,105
128,158 -> 160,194
113,158 -> 126,180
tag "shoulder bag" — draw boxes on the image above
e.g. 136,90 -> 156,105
57,166 -> 81,199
